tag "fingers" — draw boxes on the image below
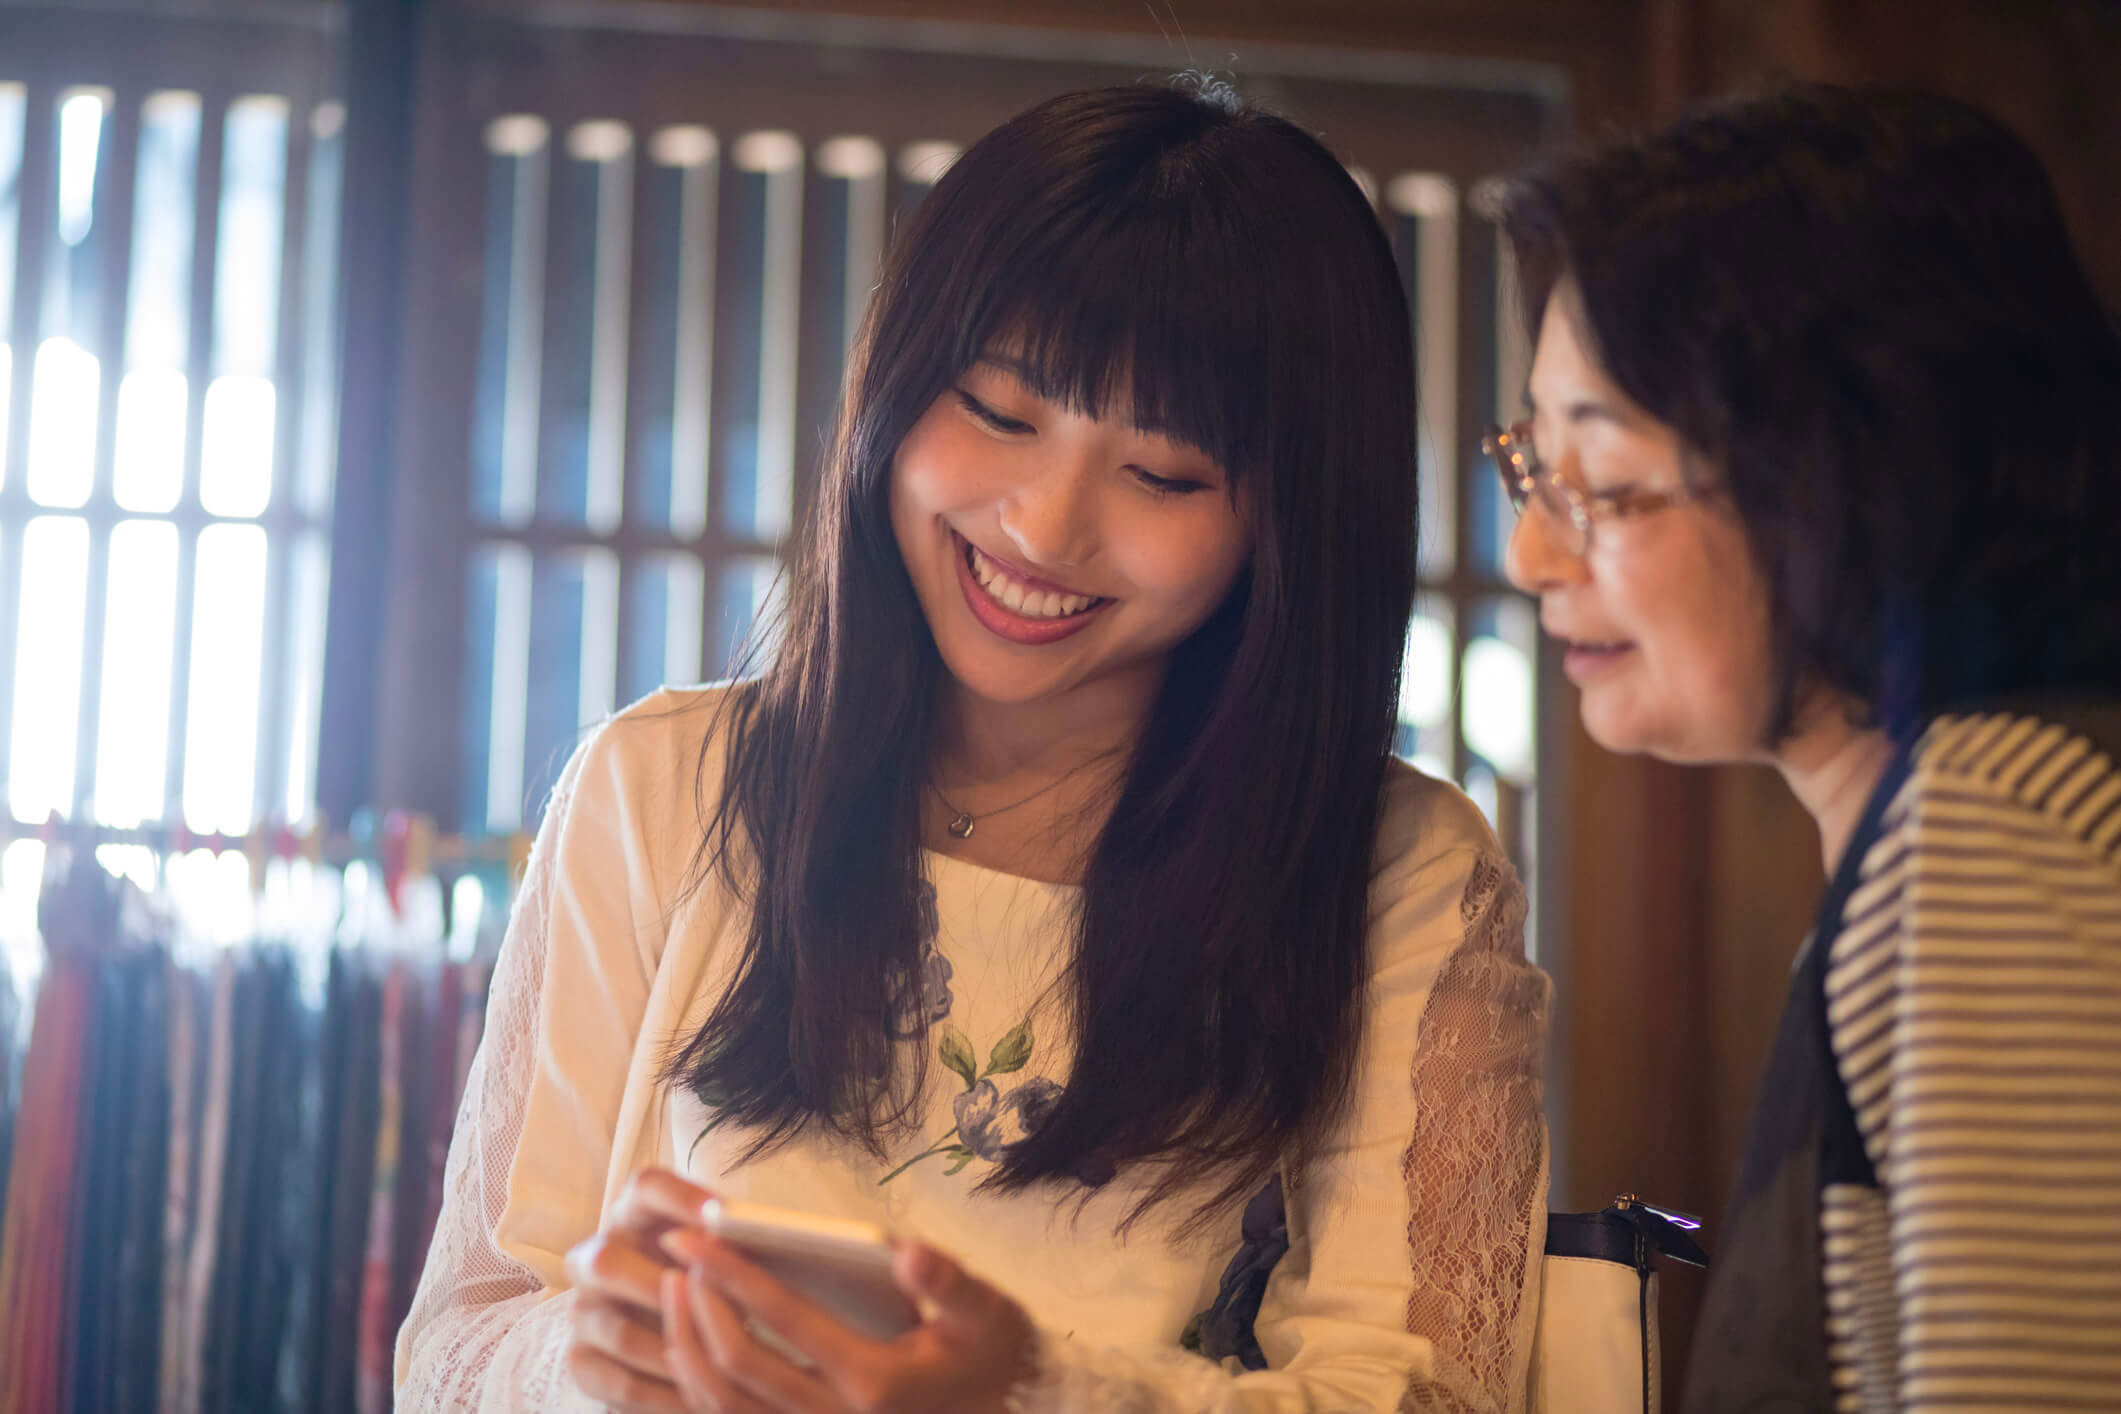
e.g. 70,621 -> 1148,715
565,1168 -> 715,1321
571,1292 -> 674,1382
686,1265 -> 835,1411
660,1269 -> 779,1414
565,1228 -> 672,1319
893,1240 -> 1001,1340
892,1241 -> 1041,1399
609,1167 -> 718,1239
566,1342 -> 685,1412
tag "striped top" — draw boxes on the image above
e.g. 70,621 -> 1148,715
1822,710 -> 2121,1412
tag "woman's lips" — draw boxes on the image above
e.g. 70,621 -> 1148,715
1561,639 -> 1634,682
951,533 -> 1110,646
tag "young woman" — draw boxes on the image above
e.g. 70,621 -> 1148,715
395,84 -> 1550,1413
1490,85 -> 2121,1412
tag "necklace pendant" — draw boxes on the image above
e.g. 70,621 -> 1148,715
947,812 -> 976,840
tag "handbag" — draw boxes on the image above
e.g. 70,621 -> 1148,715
1530,1197 -> 1707,1414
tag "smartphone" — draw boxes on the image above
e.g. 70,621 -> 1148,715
699,1198 -> 921,1343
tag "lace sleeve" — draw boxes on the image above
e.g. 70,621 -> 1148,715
393,723 -> 658,1414
1013,847 -> 1551,1414
1396,854 -> 1549,1412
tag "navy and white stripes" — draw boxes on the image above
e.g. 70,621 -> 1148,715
1822,712 -> 2121,1412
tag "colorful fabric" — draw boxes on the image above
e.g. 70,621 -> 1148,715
358,959 -> 408,1414
0,952 -> 92,1414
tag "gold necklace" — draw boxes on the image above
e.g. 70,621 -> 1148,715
928,753 -> 1117,840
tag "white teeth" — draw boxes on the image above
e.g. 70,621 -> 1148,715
965,542 -> 1098,620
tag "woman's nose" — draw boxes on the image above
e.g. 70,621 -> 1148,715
1503,502 -> 1586,595
998,466 -> 1097,569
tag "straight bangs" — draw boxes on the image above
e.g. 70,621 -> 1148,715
965,199 -> 1278,491
853,84 -> 1391,525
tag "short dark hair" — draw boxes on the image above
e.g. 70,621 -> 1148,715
671,82 -> 1419,1228
1492,83 -> 2121,738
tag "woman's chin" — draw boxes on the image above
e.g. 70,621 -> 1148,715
1579,697 -> 1679,762
1581,705 -> 1749,767
934,642 -> 1072,708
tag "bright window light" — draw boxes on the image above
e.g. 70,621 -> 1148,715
0,345 -> 12,490
202,95 -> 287,517
128,92 -> 201,372
113,367 -> 188,512
93,519 -> 179,827
1,839 -> 47,991
166,845 -> 255,946
281,535 -> 330,826
180,522 -> 267,834
897,140 -> 959,185
27,336 -> 100,508
114,91 -> 202,514
56,89 -> 107,248
9,516 -> 90,823
199,373 -> 275,516
213,96 -> 287,377
1463,634 -> 1535,781
0,87 -> 24,492
1400,613 -> 1453,729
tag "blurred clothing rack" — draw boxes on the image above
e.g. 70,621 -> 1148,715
0,813 -> 531,872
0,813 -> 534,916
0,818 -> 503,1414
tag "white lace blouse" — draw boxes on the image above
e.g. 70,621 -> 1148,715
393,686 -> 1551,1412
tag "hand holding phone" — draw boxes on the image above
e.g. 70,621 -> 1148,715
663,1196 -> 1040,1414
561,1168 -> 717,1407
699,1198 -> 921,1342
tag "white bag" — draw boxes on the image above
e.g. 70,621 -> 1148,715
1527,1199 -> 1704,1414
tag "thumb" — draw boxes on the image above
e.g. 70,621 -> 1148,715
895,1240 -> 1004,1337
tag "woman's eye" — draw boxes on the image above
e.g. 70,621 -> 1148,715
1131,467 -> 1206,498
955,390 -> 1033,435
1586,485 -> 1659,515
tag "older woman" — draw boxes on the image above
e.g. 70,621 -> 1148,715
1490,86 -> 2121,1412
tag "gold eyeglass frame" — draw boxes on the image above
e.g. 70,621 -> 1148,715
1483,420 -> 1711,556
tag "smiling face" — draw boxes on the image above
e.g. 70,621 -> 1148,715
1504,284 -> 1780,763
889,355 -> 1252,715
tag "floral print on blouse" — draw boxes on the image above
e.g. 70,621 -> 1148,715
881,877 -> 1059,1185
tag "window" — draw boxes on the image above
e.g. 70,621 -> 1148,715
452,103 -> 961,830
372,7 -> 1560,927
0,6 -> 343,930
1389,171 -> 1545,948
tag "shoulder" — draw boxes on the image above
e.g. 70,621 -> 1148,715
1371,756 -> 1508,886
1893,706 -> 2121,865
545,681 -> 751,887
1836,705 -> 2121,1182
1841,704 -> 2121,981
1366,757 -> 1525,967
571,681 -> 745,793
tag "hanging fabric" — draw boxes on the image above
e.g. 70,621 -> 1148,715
0,834 -> 516,1414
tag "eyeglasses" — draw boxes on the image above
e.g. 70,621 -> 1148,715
1483,421 -> 1712,557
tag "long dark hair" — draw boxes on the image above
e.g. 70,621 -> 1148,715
1491,83 -> 2121,739
666,82 -> 1419,1227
